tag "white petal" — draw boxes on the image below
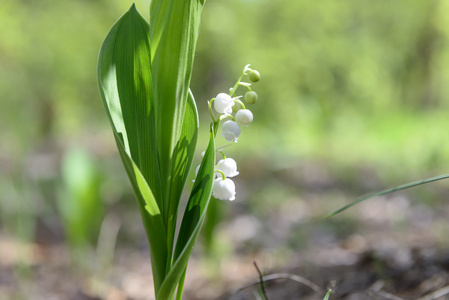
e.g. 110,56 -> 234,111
214,93 -> 234,115
235,109 -> 253,126
212,178 -> 236,201
221,120 -> 241,142
216,158 -> 239,178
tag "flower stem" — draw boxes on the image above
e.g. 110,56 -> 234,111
229,65 -> 250,97
208,99 -> 216,123
215,170 -> 226,180
233,99 -> 246,110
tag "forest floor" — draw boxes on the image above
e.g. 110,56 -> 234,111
1,163 -> 449,300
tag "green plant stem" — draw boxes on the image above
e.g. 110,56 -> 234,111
208,99 -> 216,123
233,99 -> 246,109
215,169 -> 226,180
229,73 -> 246,97
175,269 -> 187,300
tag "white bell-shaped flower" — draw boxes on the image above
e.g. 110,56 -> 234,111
214,93 -> 234,116
235,109 -> 253,126
213,178 -> 236,201
221,120 -> 241,142
216,158 -> 239,178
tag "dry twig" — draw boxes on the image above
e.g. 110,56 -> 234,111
253,261 -> 269,300
234,272 -> 324,296
417,284 -> 449,300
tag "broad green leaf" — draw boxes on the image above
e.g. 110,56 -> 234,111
149,0 -> 205,226
157,126 -> 215,300
166,90 -> 199,256
149,0 -> 205,59
97,4 -> 163,203
97,4 -> 167,294
327,173 -> 449,218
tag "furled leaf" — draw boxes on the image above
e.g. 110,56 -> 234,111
157,126 -> 216,300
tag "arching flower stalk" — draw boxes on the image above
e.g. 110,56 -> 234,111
201,65 -> 260,201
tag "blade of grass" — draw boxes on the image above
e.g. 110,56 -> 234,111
327,173 -> 449,218
323,289 -> 332,300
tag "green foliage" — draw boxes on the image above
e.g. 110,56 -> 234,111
3,1 -> 449,296
60,147 -> 104,248
194,0 -> 449,180
3,0 -> 449,179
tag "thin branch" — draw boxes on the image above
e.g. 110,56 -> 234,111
417,284 -> 449,300
369,280 -> 404,300
234,272 -> 324,296
371,290 -> 404,300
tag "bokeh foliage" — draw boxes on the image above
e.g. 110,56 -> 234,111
194,0 -> 449,180
1,0 -> 449,256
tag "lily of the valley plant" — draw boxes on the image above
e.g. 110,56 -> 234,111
97,1 -> 259,299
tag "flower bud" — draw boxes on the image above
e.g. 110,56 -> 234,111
214,93 -> 234,116
232,101 -> 241,113
249,70 -> 260,82
244,91 -> 258,104
221,120 -> 241,142
235,109 -> 253,126
213,178 -> 236,201
216,158 -> 239,177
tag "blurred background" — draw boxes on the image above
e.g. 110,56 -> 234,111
1,0 -> 449,299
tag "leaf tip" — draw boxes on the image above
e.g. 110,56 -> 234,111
129,2 -> 138,13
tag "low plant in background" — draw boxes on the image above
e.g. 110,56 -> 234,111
97,1 -> 259,299
59,147 -> 104,266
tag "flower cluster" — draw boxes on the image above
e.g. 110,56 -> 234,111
199,64 -> 259,201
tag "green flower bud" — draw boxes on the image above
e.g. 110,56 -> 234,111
244,91 -> 258,104
232,101 -> 241,113
249,70 -> 260,82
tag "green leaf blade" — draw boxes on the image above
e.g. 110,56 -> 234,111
166,90 -> 199,256
114,133 -> 167,294
98,4 -> 162,203
97,4 -> 168,294
149,0 -> 205,224
327,173 -> 449,218
157,125 -> 216,300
